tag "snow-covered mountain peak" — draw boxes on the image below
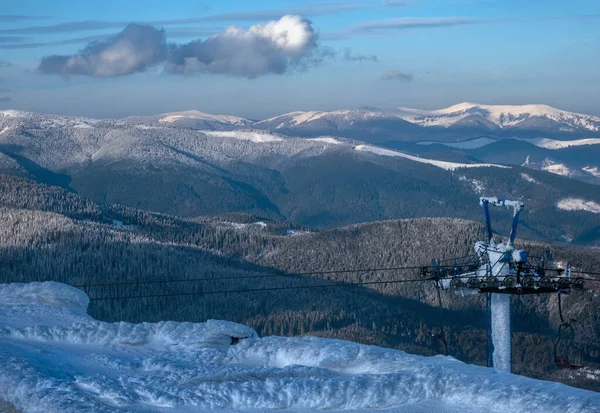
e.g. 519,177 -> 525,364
256,108 -> 412,131
394,102 -> 600,131
158,110 -> 250,125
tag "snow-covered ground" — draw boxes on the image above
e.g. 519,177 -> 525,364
158,110 -> 249,126
309,137 -> 343,145
355,145 -> 509,171
521,173 -> 541,184
557,198 -> 600,214
515,137 -> 600,149
542,158 -> 573,177
1,282 -> 599,413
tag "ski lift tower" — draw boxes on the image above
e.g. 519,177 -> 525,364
420,197 -> 584,373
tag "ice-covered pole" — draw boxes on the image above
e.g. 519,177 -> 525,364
491,293 -> 511,373
481,198 -> 493,243
479,197 -> 524,247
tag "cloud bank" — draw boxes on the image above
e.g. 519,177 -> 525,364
38,16 -> 323,78
38,24 -> 167,77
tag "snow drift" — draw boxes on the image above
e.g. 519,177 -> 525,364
1,282 -> 599,413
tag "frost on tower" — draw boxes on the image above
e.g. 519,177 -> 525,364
420,197 -> 584,373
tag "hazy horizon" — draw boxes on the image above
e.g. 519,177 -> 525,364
1,0 -> 599,118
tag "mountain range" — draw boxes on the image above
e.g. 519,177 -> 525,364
1,103 -> 600,244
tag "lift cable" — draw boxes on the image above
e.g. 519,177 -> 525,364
88,277 -> 431,301
74,266 -> 600,289
75,266 -> 427,289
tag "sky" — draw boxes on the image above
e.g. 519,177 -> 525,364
0,0 -> 599,119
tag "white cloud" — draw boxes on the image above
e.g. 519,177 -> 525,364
38,24 -> 167,77
164,15 -> 321,77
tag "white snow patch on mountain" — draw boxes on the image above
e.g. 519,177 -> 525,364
513,137 -> 600,149
1,282 -> 599,413
355,145 -> 509,171
541,159 -> 573,177
557,198 -> 600,214
459,176 -> 485,193
520,173 -> 540,184
0,110 -> 28,118
418,136 -> 600,151
224,221 -> 268,231
286,229 -> 310,236
202,130 -> 284,143
309,137 -> 342,145
582,166 -> 600,178
417,137 -> 497,149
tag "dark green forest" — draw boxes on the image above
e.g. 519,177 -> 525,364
0,174 -> 599,391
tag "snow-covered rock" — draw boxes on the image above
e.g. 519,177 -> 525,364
1,282 -> 599,413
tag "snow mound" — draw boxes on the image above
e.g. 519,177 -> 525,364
1,282 -> 599,413
355,145 -> 509,171
0,282 -> 256,346
557,198 -> 600,214
0,281 -> 89,314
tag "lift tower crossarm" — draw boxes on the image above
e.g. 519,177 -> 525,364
479,197 -> 524,247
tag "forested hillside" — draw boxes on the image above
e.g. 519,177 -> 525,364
2,111 -> 600,244
0,174 -> 599,391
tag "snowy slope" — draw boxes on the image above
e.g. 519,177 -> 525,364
2,282 -> 599,413
123,110 -> 252,130
394,103 -> 600,132
255,108 -> 398,129
202,130 -> 284,142
557,198 -> 600,214
355,145 -> 509,171
418,136 -> 600,150
158,110 -> 249,125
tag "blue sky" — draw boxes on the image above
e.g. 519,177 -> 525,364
0,0 -> 599,118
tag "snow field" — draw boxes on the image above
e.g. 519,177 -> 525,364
354,145 -> 509,171
557,199 -> 600,214
1,282 -> 599,413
